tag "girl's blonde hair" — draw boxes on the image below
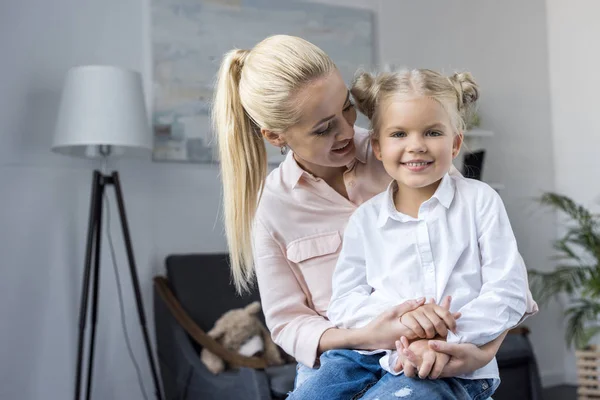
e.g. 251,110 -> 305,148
212,35 -> 336,293
351,69 -> 479,136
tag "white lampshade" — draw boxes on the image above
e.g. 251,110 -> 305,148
52,65 -> 152,158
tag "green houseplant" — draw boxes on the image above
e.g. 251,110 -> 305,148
528,193 -> 600,350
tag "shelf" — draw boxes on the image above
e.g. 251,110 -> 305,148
459,128 -> 501,190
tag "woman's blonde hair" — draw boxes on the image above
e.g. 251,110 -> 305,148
351,69 -> 479,136
212,35 -> 336,293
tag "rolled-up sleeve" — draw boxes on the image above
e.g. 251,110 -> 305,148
447,186 -> 530,345
253,217 -> 334,367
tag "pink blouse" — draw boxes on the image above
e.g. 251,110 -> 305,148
253,127 -> 391,367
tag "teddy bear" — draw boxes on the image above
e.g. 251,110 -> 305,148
200,301 -> 286,374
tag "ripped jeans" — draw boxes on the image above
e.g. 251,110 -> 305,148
287,350 -> 498,400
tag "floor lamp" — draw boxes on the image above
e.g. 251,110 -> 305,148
52,66 -> 163,400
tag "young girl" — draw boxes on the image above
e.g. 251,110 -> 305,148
287,69 -> 537,400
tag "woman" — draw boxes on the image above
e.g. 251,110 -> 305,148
212,34 -> 514,393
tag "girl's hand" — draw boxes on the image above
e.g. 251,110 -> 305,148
399,296 -> 460,339
358,298 -> 426,350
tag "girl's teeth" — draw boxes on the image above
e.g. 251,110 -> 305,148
334,142 -> 348,151
406,162 -> 430,167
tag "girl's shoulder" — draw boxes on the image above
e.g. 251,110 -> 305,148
452,175 -> 503,209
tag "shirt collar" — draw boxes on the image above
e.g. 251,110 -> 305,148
281,126 -> 369,189
376,173 -> 455,228
377,181 -> 402,227
281,150 -> 305,188
433,173 -> 455,209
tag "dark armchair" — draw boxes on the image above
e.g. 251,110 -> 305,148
495,327 -> 543,400
153,253 -> 296,400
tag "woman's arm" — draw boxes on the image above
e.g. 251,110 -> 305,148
434,330 -> 507,378
254,218 -> 336,367
319,299 -> 425,354
399,330 -> 508,378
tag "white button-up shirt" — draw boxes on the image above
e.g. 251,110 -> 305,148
327,173 -> 537,380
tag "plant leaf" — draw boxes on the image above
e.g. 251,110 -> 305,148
565,299 -> 600,348
528,266 -> 592,305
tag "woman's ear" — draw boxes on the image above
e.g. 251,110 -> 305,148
371,137 -> 382,160
261,128 -> 286,148
452,132 -> 463,159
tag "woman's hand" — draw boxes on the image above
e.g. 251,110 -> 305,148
397,331 -> 507,379
356,298 -> 426,350
430,331 -> 507,378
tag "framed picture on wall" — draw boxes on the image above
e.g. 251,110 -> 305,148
151,0 -> 375,164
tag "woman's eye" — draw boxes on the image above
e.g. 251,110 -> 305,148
343,101 -> 355,112
315,122 -> 332,136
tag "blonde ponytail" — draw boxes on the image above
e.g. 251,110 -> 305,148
213,36 -> 335,293
213,49 -> 267,293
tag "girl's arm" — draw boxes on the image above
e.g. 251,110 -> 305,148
327,210 -> 408,329
445,184 -> 533,346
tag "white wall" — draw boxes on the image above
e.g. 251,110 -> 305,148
546,0 -> 600,383
0,0 -> 570,398
546,0 -> 600,210
0,1 -> 226,399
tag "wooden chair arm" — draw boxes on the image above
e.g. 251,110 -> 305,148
508,326 -> 530,335
153,276 -> 268,370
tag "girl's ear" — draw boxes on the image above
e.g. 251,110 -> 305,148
371,137 -> 382,160
452,132 -> 463,159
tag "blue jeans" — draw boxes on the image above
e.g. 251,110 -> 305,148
294,363 -> 319,389
288,350 -> 498,400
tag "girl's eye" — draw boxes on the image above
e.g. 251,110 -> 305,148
391,131 -> 406,138
426,130 -> 443,137
315,122 -> 333,136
